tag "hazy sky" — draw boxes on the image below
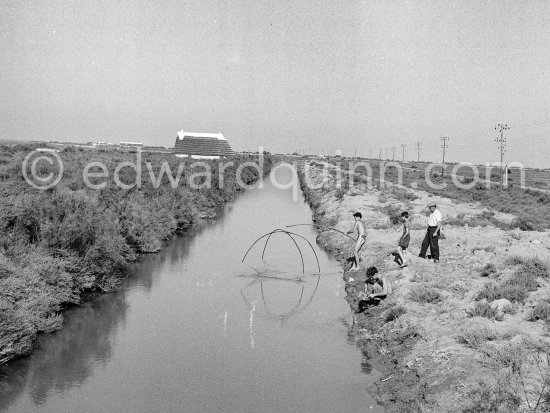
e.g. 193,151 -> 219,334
1,0 -> 549,167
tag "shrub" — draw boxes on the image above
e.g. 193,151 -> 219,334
457,326 -> 498,349
512,215 -> 541,231
506,255 -> 550,279
382,204 -> 402,225
502,303 -> 518,315
480,263 -> 497,277
467,301 -> 499,319
476,282 -> 529,304
384,305 -> 406,322
409,285 -> 442,303
461,380 -> 521,412
529,301 -> 550,324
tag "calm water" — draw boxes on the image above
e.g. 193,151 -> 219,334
0,165 -> 382,413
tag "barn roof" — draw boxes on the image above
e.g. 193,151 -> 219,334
174,130 -> 234,157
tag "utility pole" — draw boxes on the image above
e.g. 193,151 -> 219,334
495,124 -> 509,186
378,148 -> 382,160
415,141 -> 422,162
392,147 -> 396,161
400,144 -> 406,162
440,137 -> 450,163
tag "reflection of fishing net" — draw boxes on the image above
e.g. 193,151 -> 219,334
242,228 -> 320,274
240,275 -> 321,321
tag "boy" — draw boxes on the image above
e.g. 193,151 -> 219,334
346,212 -> 366,272
397,211 -> 410,267
358,266 -> 393,305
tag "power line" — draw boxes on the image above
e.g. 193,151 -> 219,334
400,144 -> 407,162
440,137 -> 450,163
495,123 -> 510,185
415,141 -> 422,162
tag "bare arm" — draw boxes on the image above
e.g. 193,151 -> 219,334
367,278 -> 390,299
434,214 -> 442,237
346,221 -> 356,234
401,221 -> 409,238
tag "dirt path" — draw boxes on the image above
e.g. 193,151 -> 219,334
299,161 -> 550,413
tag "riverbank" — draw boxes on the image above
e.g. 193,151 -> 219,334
298,161 -> 550,413
0,144 -> 272,364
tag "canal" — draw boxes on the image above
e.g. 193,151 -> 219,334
0,164 -> 381,412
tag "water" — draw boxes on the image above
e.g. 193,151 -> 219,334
0,165 -> 382,413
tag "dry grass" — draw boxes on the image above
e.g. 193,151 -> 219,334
467,301 -> 499,319
408,285 -> 442,304
384,305 -> 407,322
480,263 -> 497,277
456,326 -> 498,349
476,255 -> 548,304
529,301 -> 550,324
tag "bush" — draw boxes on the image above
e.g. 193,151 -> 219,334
381,204 -> 402,225
384,305 -> 406,322
480,263 -> 497,277
457,326 -> 498,349
512,215 -> 541,231
506,255 -> 550,279
467,301 -> 499,319
0,149 -> 272,364
476,282 -> 529,304
409,285 -> 442,303
461,380 -> 521,412
476,257 -> 547,304
529,301 -> 550,324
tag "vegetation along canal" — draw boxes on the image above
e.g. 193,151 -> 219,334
0,164 -> 382,413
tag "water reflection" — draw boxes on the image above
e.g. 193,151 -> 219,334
0,214 -> 219,412
240,272 -> 321,322
0,293 -> 127,411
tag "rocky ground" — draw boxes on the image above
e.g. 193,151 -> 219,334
299,161 -> 550,413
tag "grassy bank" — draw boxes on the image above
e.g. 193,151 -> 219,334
0,144 -> 272,364
298,161 -> 550,412
316,157 -> 550,231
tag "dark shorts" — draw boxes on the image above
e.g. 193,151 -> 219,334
398,234 -> 410,249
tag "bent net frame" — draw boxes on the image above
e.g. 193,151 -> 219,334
241,228 -> 321,274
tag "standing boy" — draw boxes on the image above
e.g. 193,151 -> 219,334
419,201 -> 442,263
346,212 -> 366,272
397,211 -> 410,267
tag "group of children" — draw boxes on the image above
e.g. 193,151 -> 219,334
346,210 -> 411,270
345,201 -> 442,304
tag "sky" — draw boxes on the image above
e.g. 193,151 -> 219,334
1,0 -> 550,167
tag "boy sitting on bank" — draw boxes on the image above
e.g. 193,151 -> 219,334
358,266 -> 393,303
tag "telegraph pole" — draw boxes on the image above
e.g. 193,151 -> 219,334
415,141 -> 422,162
378,148 -> 383,160
495,124 -> 509,186
392,147 -> 396,161
440,137 -> 450,163
400,144 -> 406,162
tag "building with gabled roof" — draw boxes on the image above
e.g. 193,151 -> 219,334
173,130 -> 234,159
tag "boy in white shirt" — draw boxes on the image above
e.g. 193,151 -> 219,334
418,201 -> 442,263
